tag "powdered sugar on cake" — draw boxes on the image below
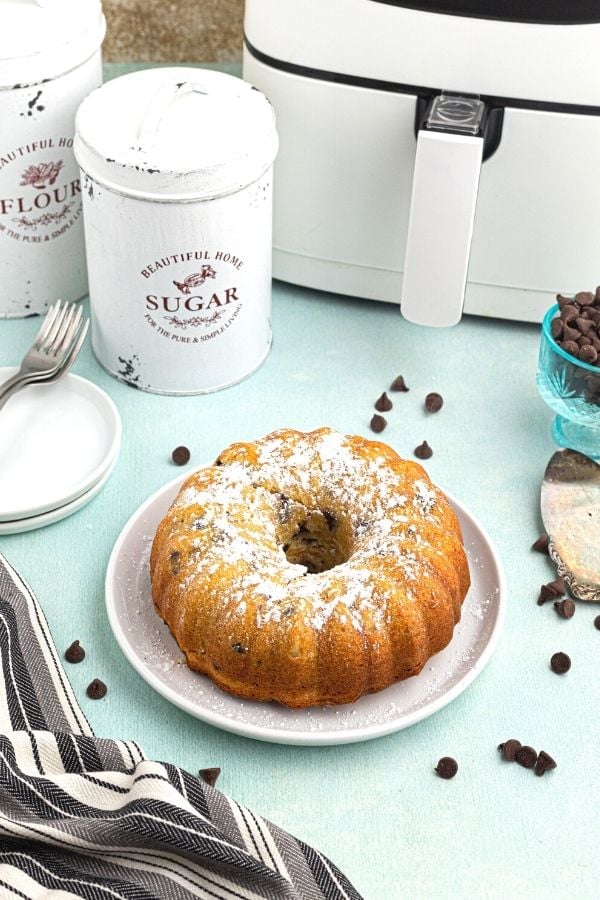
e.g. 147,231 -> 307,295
169,429 -> 444,634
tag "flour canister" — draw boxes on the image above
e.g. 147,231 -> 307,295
0,0 -> 105,318
74,67 -> 279,394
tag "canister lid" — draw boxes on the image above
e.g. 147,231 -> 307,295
0,0 -> 105,87
74,67 -> 279,201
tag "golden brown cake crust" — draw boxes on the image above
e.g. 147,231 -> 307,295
150,428 -> 471,708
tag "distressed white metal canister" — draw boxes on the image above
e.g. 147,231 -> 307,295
0,0 -> 105,318
74,67 -> 279,394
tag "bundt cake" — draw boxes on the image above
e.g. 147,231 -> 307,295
150,428 -> 470,708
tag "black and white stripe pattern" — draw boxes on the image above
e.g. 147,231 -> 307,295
0,554 -> 362,900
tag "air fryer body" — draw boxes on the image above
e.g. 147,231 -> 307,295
243,0 -> 600,322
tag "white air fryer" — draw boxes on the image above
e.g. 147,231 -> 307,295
243,0 -> 600,324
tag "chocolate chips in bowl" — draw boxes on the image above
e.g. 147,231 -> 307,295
536,292 -> 600,459
553,291 -> 600,372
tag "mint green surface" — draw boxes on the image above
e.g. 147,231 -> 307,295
0,64 -> 598,900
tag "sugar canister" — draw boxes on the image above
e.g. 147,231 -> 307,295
74,67 -> 279,394
0,0 -> 105,317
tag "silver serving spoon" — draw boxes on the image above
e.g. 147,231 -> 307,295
541,448 -> 600,602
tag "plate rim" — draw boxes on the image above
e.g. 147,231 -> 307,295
0,453 -> 119,535
105,468 -> 506,746
0,368 -> 122,522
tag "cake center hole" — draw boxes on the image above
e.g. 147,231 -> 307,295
283,510 -> 350,574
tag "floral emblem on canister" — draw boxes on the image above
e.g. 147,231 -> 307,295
20,160 -> 64,190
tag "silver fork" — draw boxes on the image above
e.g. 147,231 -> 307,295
0,301 -> 88,409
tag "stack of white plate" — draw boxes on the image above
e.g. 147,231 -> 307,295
0,367 -> 121,534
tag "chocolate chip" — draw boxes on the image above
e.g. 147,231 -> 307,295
169,550 -> 181,575
576,317 -> 594,335
199,767 -> 221,786
595,615 -> 600,630
65,640 -> 85,664
554,598 -> 575,619
537,580 -> 564,605
414,441 -> 432,460
323,510 -> 337,530
515,746 -> 538,769
562,323 -> 581,343
550,651 -> 571,674
434,757 -> 458,779
375,392 -> 393,412
425,392 -> 443,413
86,678 -> 107,700
576,291 -> 595,306
390,375 -> 409,392
550,318 -> 563,340
531,534 -> 549,554
587,308 -> 600,325
172,446 -> 191,466
534,751 -> 557,777
556,294 -> 572,309
560,304 -> 580,324
580,345 -> 598,364
370,414 -> 387,433
548,577 -> 566,596
498,739 -> 521,762
561,340 -> 580,358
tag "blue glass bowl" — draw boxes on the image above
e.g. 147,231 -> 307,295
536,304 -> 600,458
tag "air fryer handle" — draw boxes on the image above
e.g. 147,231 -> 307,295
401,96 -> 486,328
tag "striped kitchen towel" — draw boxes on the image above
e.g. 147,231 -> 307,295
0,553 -> 362,900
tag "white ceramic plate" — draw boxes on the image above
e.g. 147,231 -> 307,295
106,470 -> 506,746
0,455 -> 118,535
0,368 -> 121,522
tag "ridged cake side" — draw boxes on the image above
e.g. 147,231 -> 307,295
150,428 -> 471,707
